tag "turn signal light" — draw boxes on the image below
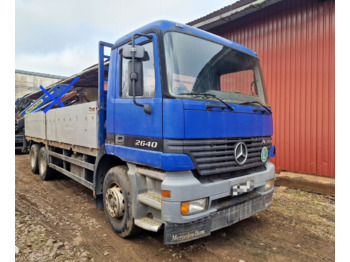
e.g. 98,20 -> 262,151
162,190 -> 171,198
181,202 -> 190,215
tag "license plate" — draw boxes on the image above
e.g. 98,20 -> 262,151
232,180 -> 254,196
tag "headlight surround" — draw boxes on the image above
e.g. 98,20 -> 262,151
181,198 -> 208,216
265,178 -> 275,191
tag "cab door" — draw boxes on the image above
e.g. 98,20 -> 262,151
112,33 -> 163,151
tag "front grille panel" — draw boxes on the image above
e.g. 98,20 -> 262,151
164,137 -> 272,176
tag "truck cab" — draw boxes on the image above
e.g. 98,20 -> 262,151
103,20 -> 275,244
25,20 -> 275,245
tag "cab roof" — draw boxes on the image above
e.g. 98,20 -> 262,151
113,20 -> 258,58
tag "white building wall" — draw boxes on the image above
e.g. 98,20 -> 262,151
15,70 -> 67,99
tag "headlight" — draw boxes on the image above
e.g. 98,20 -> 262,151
265,178 -> 275,191
181,198 -> 208,216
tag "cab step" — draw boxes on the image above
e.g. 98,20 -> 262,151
137,191 -> 162,210
135,217 -> 162,232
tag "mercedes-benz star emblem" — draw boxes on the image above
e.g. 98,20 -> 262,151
234,142 -> 248,165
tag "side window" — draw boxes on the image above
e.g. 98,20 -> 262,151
121,41 -> 155,98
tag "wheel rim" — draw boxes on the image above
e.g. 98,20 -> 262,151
105,184 -> 125,219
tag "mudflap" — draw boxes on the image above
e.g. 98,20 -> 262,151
164,218 -> 211,245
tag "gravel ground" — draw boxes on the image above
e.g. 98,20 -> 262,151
15,154 -> 335,261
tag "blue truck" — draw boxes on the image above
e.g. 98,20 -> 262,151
24,20 -> 276,245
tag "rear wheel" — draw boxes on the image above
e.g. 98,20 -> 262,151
38,147 -> 54,180
30,144 -> 41,174
103,166 -> 139,238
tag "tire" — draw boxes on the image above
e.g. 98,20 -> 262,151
103,166 -> 139,238
30,144 -> 41,174
38,147 -> 54,180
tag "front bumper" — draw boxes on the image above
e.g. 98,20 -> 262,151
161,161 -> 275,244
164,190 -> 273,245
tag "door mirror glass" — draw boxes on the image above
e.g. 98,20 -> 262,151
127,61 -> 143,96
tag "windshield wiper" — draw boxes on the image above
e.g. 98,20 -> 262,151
239,101 -> 271,114
180,92 -> 234,111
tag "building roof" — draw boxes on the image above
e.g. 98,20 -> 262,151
187,0 -> 283,30
15,69 -> 67,79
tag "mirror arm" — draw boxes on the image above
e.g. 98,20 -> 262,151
131,33 -> 153,47
130,33 -> 153,114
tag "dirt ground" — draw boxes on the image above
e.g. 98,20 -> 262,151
15,154 -> 335,262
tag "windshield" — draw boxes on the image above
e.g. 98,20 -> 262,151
164,32 -> 269,106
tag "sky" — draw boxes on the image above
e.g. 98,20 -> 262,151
15,0 -> 236,76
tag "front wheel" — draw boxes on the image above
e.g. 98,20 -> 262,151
103,166 -> 139,238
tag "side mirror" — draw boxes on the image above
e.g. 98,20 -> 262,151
127,61 -> 143,96
122,33 -> 153,114
122,45 -> 145,59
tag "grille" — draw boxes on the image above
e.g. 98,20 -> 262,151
164,136 -> 272,176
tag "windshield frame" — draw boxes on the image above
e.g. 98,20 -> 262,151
162,30 -> 270,107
